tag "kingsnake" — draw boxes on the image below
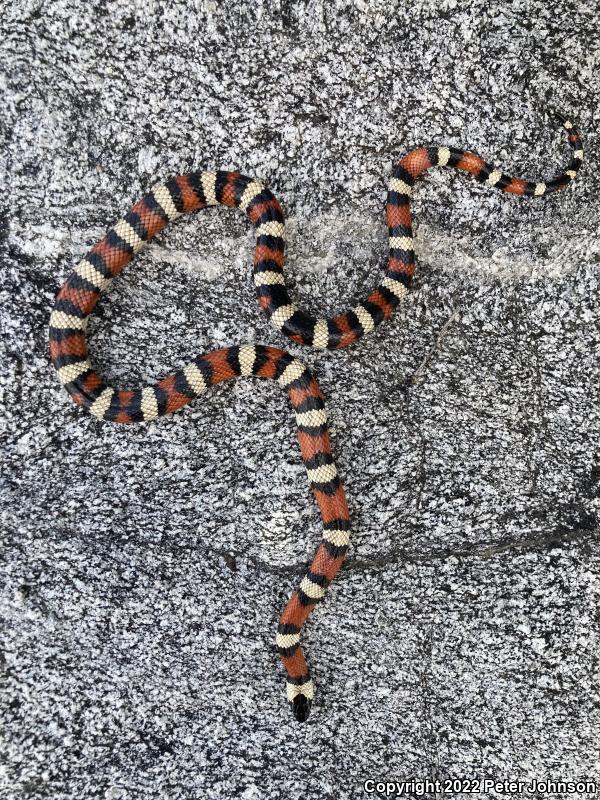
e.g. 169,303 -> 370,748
49,113 -> 582,722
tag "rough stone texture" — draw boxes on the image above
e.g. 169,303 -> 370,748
1,2 -> 599,798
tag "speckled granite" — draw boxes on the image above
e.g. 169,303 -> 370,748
1,1 -> 599,798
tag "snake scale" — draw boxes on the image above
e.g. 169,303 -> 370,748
49,114 -> 582,721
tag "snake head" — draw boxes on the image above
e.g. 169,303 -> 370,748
548,108 -> 571,126
292,694 -> 311,722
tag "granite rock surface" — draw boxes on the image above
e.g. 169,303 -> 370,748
1,1 -> 599,798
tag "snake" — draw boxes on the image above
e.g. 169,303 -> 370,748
49,112 -> 582,722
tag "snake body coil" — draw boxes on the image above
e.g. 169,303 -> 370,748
49,114 -> 582,721
49,335 -> 349,723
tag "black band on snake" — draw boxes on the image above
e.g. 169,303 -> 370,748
49,113 -> 582,721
